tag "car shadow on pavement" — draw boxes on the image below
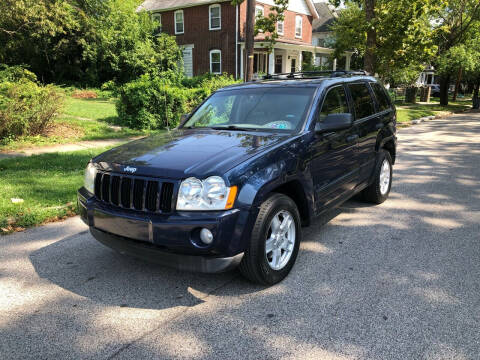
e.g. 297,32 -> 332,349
28,228 -> 265,310
27,201 -> 361,313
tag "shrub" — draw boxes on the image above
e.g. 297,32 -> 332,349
0,64 -> 37,83
0,80 -> 64,139
116,73 -> 239,130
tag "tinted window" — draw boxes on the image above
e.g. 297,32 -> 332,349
319,86 -> 349,122
371,83 -> 391,112
348,83 -> 375,119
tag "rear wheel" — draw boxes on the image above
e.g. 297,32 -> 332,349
361,149 -> 393,204
239,193 -> 301,285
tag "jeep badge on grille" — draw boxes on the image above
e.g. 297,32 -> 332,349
124,166 -> 137,173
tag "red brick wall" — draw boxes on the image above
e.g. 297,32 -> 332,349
239,2 -> 313,45
158,2 -> 237,76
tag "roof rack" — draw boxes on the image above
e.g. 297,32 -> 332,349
260,70 -> 368,81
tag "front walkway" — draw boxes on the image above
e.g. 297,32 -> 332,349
0,137 -> 141,160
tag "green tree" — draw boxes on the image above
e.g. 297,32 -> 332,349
82,0 -> 183,85
254,0 -> 289,59
331,0 -> 439,90
432,0 -> 480,105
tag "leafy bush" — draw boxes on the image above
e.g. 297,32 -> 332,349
0,80 -> 64,139
0,64 -> 37,83
116,74 -> 239,130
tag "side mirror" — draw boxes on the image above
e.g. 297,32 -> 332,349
315,113 -> 353,133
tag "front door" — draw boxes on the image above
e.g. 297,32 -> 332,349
275,55 -> 283,73
309,85 -> 359,212
346,82 -> 379,183
290,58 -> 296,73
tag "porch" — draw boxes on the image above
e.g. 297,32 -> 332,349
238,41 -> 352,79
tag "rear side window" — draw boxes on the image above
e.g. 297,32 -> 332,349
318,86 -> 349,122
348,83 -> 375,119
371,83 -> 391,112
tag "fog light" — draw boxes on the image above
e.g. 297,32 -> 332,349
200,228 -> 213,244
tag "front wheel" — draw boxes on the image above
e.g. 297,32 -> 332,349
239,193 -> 301,285
360,149 -> 393,204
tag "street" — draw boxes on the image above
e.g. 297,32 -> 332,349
1,112 -> 479,360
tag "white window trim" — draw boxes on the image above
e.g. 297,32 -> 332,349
210,49 -> 222,74
209,4 -> 221,31
277,19 -> 284,35
174,10 -> 184,35
295,15 -> 302,38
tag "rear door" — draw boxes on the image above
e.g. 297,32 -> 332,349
347,82 -> 379,184
309,84 -> 359,212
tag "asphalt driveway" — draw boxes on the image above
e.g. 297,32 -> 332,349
1,112 -> 480,360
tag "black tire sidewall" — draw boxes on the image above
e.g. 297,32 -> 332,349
253,194 -> 301,285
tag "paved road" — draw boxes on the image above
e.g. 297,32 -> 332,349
1,112 -> 480,360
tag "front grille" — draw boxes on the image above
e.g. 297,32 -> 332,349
94,172 -> 175,213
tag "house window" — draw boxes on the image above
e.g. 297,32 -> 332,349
209,4 -> 221,30
255,5 -> 264,32
152,13 -> 162,36
277,19 -> 284,35
210,50 -> 221,74
295,15 -> 302,38
174,10 -> 184,34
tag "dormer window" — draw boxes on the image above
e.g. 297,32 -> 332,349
175,10 -> 184,34
209,4 -> 221,30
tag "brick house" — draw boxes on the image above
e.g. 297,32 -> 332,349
138,0 -> 322,79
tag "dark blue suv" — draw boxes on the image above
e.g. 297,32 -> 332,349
78,71 -> 397,285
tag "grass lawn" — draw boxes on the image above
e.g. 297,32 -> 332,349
396,98 -> 472,123
1,97 -> 162,151
0,148 -> 110,234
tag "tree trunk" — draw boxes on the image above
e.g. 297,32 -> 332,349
405,86 -> 417,104
473,79 -> 480,109
245,0 -> 255,82
364,0 -> 376,75
453,67 -> 462,102
439,75 -> 450,106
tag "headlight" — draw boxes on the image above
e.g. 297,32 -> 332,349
177,176 -> 237,211
84,163 -> 97,194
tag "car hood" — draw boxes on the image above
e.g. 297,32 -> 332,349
94,129 -> 290,179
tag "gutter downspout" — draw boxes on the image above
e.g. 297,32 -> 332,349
235,4 -> 239,80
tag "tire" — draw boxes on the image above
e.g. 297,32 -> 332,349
360,149 -> 393,204
239,193 -> 301,285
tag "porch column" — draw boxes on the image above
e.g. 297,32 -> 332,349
240,44 -> 245,80
346,54 -> 352,71
269,51 -> 275,74
333,58 -> 337,71
298,51 -> 303,71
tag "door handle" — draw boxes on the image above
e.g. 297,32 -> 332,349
346,134 -> 359,143
375,123 -> 384,130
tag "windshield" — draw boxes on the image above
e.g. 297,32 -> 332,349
183,87 -> 316,132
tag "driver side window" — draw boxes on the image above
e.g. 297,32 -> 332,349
318,86 -> 349,123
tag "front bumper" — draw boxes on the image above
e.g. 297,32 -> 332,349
78,187 -> 255,272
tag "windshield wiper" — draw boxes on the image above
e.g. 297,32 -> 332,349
207,125 -> 258,132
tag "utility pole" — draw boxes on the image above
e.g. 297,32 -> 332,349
245,0 -> 255,81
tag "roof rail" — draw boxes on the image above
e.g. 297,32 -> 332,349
260,70 -> 368,81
